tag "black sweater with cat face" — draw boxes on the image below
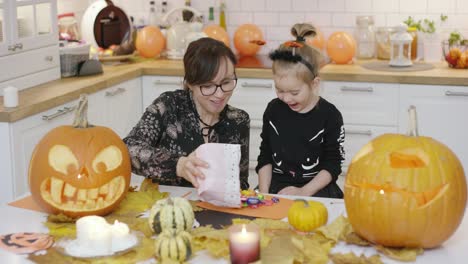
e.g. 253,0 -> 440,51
256,97 -> 345,198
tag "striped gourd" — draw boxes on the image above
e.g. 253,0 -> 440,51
155,229 -> 192,262
148,197 -> 194,234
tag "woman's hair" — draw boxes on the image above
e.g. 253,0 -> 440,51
269,23 -> 323,84
183,38 -> 237,89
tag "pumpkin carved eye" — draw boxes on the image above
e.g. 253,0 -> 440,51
389,148 -> 428,168
92,145 -> 123,173
48,145 -> 79,175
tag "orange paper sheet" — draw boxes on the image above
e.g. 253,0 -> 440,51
8,196 -> 46,213
196,195 -> 294,220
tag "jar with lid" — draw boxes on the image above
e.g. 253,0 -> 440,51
407,27 -> 418,60
58,13 -> 80,41
375,27 -> 395,60
354,16 -> 375,59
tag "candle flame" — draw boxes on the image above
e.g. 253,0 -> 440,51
241,224 -> 247,234
77,174 -> 82,179
379,189 -> 385,195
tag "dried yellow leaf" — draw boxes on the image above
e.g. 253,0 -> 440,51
329,252 -> 383,264
344,232 -> 371,246
316,215 -> 352,243
375,245 -> 423,262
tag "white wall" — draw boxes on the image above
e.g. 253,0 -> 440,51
58,0 -> 468,54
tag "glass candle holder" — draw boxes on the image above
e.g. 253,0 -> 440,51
228,223 -> 260,264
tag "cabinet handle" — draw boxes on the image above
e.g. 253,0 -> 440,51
241,82 -> 272,88
153,80 -> 182,86
347,129 -> 372,136
45,56 -> 54,62
42,106 -> 76,121
105,87 -> 126,97
340,86 -> 374,92
251,120 -> 262,129
445,91 -> 468,97
15,43 -> 23,50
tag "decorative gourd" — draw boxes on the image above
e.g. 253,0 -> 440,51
288,199 -> 328,232
149,197 -> 194,234
28,94 -> 131,218
345,106 -> 467,248
155,229 -> 192,262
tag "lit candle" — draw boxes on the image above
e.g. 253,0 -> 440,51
229,223 -> 260,264
75,215 -> 112,255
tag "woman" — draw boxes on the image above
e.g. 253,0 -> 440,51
124,38 -> 250,189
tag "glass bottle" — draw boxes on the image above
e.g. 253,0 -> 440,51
148,1 -> 158,27
354,16 -> 375,59
219,1 -> 226,30
207,6 -> 215,25
407,27 -> 418,60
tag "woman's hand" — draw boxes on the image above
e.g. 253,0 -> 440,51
176,152 -> 209,188
278,186 -> 311,196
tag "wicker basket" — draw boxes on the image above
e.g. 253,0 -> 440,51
59,43 -> 90,77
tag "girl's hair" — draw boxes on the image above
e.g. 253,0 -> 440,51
183,37 -> 237,90
269,23 -> 323,84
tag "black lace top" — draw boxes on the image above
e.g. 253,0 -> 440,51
123,89 -> 250,189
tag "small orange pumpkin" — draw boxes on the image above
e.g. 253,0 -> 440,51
345,106 -> 467,248
28,94 -> 131,218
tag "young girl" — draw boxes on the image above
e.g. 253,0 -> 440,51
256,23 -> 345,198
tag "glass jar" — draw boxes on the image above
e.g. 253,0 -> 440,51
407,27 -> 418,60
375,27 -> 395,60
354,16 -> 375,59
58,12 -> 80,41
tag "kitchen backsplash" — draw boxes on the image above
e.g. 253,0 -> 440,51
59,0 -> 468,54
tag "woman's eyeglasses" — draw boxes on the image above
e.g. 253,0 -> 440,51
199,78 -> 238,96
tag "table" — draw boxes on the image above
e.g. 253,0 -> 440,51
0,185 -> 466,263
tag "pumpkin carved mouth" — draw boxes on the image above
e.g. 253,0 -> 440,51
39,176 -> 126,211
346,182 -> 449,208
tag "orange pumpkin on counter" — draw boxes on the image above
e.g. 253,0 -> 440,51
344,106 -> 467,248
28,94 -> 131,218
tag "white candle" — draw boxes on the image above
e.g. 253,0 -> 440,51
3,86 -> 18,108
229,224 -> 260,264
75,216 -> 112,255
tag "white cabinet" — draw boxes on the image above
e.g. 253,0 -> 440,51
6,99 -> 78,201
142,76 -> 183,110
321,81 -> 400,187
399,84 -> 468,172
88,78 -> 142,138
0,0 -> 59,92
229,78 -> 276,188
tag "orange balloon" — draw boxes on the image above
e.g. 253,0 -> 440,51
306,29 -> 325,50
326,32 -> 356,64
203,25 -> 230,47
234,24 -> 265,56
135,26 -> 166,58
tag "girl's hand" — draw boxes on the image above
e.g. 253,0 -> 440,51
278,186 -> 310,196
176,152 -> 209,188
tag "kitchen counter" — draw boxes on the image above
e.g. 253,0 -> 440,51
0,58 -> 467,122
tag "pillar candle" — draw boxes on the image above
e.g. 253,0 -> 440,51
3,86 -> 18,108
229,223 -> 260,264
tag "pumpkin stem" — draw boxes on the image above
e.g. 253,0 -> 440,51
407,105 -> 419,137
295,199 -> 309,207
72,94 -> 90,128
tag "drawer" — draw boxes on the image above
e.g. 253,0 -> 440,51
343,124 -> 397,167
321,81 -> 399,126
142,76 -> 183,109
229,78 -> 276,120
0,45 -> 59,83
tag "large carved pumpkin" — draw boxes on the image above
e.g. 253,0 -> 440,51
28,94 -> 131,218
345,106 -> 467,248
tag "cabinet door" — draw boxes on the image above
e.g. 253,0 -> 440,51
321,81 -> 399,126
141,76 -> 183,109
5,0 -> 57,55
399,84 -> 468,172
0,0 -> 11,55
10,99 -> 78,199
88,79 -> 142,138
229,78 -> 276,120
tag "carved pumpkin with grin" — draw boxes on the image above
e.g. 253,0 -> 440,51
345,106 -> 467,248
28,95 -> 131,218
